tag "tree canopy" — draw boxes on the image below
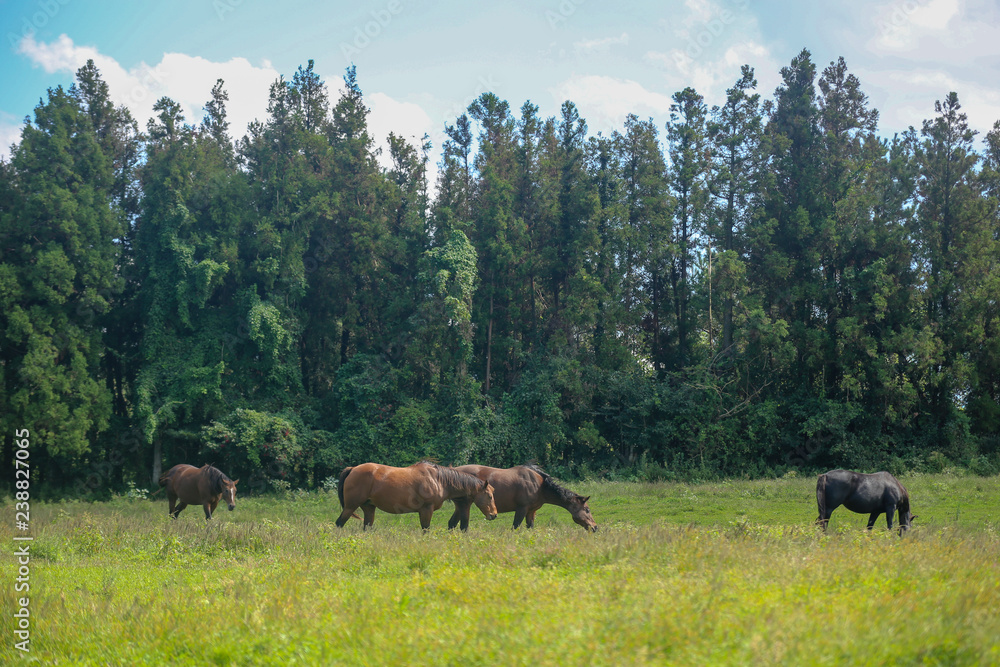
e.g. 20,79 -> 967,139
4,50 -> 1000,495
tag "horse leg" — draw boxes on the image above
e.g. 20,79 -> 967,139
335,504 -> 359,528
512,507 -> 527,529
459,502 -> 471,532
418,506 -> 434,532
167,493 -> 177,518
447,499 -> 466,530
361,503 -> 376,530
204,498 -> 220,520
172,502 -> 188,519
884,503 -> 896,531
525,509 -> 537,529
449,499 -> 472,532
866,512 -> 880,530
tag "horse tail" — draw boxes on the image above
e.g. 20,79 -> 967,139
157,469 -> 171,487
337,467 -> 353,510
336,467 -> 362,521
815,473 -> 827,527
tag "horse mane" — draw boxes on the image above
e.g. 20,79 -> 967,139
202,464 -> 232,494
897,481 -> 911,512
426,462 -> 483,494
523,463 -> 580,503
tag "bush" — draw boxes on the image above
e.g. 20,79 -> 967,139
201,408 -> 319,490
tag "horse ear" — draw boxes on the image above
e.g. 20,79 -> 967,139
233,479 -> 239,485
580,496 -> 590,504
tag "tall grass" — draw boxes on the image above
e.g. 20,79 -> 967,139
2,474 -> 998,665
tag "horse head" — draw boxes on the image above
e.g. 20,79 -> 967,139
472,480 -> 498,520
898,510 -> 917,534
568,494 -> 598,532
222,478 -> 239,511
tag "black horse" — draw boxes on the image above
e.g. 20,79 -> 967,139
816,470 -> 917,533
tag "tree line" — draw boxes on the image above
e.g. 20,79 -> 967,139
3,48 -> 1000,495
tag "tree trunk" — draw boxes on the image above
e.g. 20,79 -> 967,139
722,181 -> 736,353
485,289 -> 494,393
151,437 -> 162,487
340,322 -> 350,367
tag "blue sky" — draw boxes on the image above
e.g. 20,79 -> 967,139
2,0 -> 998,166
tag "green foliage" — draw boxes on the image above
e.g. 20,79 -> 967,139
7,55 -> 1000,493
202,408 -> 313,488
0,76 -> 123,471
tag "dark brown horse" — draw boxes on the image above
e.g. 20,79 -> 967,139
158,464 -> 238,520
816,469 -> 917,533
447,464 -> 598,532
335,461 -> 497,530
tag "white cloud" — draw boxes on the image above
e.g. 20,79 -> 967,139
641,0 -> 777,109
678,0 -> 716,38
550,75 -> 675,134
645,39 -> 778,109
669,40 -> 774,101
862,66 -> 1000,136
17,34 -> 279,141
366,91 -> 439,170
574,33 -> 629,55
872,0 -> 961,51
0,113 -> 23,160
13,34 -> 448,187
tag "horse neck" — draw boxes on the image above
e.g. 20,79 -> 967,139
538,480 -> 571,509
436,469 -> 480,499
202,467 -> 226,497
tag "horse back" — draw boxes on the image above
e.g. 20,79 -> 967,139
830,469 -> 903,513
159,464 -> 197,488
454,464 -> 542,513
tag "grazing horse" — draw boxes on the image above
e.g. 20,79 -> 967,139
158,464 -> 238,520
447,464 -> 598,532
335,461 -> 498,530
816,469 -> 917,533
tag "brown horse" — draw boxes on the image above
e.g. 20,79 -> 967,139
158,464 -> 238,520
335,461 -> 498,530
447,464 -> 597,532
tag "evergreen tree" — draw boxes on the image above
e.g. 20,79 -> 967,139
912,93 -> 991,450
467,92 -> 521,393
134,94 -> 250,483
707,65 -> 762,356
0,83 -> 122,481
612,115 -> 672,367
751,49 -> 823,393
967,121 -> 1000,436
666,87 -> 710,370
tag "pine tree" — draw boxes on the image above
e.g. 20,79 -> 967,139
134,94 -> 251,483
708,65 -> 762,356
612,115 -> 672,367
666,87 -> 710,370
467,92 -> 520,393
751,49 -> 823,392
0,84 -> 122,481
913,93 -> 991,446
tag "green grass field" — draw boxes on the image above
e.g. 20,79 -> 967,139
3,473 -> 999,666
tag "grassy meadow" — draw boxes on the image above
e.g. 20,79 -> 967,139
2,473 -> 999,666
